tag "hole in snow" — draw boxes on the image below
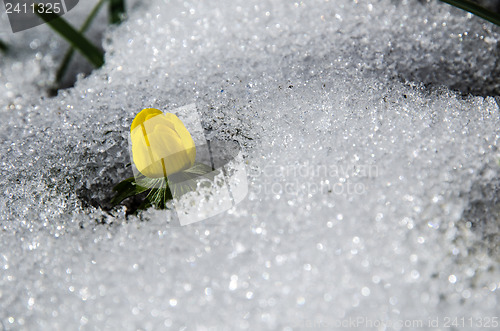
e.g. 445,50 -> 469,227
459,174 -> 500,260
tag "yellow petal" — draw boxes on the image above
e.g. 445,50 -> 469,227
130,108 -> 197,178
130,108 -> 163,133
164,113 -> 196,165
131,125 -> 157,176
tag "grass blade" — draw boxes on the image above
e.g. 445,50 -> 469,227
109,0 -> 126,24
35,4 -> 104,68
55,0 -> 108,84
439,0 -> 500,27
0,39 -> 7,53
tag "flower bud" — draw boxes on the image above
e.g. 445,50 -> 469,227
130,108 -> 196,178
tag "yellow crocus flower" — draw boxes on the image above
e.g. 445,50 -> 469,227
130,108 -> 196,178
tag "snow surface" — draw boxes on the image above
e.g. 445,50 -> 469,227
1,0 -> 500,330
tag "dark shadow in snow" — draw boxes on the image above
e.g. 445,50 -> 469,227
459,171 -> 500,260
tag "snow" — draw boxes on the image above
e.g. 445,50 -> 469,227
1,0 -> 500,329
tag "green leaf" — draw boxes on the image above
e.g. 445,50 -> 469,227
182,162 -> 220,181
35,4 -> 104,68
168,163 -> 221,198
110,177 -> 150,206
169,177 -> 198,198
55,0 -> 108,84
136,175 -> 166,189
109,0 -> 126,24
145,185 -> 172,210
185,162 -> 216,174
439,0 -> 500,27
111,163 -> 219,210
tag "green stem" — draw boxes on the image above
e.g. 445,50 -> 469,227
0,39 -> 8,53
55,0 -> 108,84
35,3 -> 104,68
439,0 -> 500,27
109,0 -> 126,24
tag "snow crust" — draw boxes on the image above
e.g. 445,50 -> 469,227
1,0 -> 500,329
